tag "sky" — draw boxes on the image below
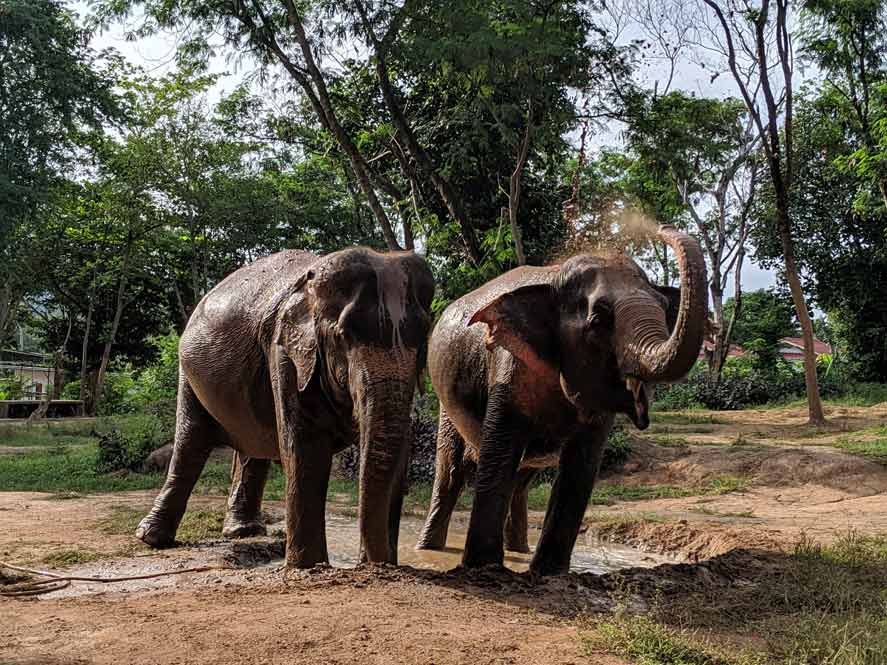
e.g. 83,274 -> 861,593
76,0 -> 778,295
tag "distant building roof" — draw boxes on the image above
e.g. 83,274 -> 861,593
778,337 -> 832,355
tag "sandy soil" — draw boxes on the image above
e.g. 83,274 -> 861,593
3,404 -> 887,664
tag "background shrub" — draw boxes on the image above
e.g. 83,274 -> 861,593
95,415 -> 172,474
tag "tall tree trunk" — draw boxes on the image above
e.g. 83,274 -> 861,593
78,286 -> 95,405
775,196 -> 825,425
93,249 -> 132,415
507,118 -> 532,266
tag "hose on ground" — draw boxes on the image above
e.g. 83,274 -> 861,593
0,560 -> 230,597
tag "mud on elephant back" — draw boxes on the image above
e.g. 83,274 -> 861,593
416,224 -> 707,575
135,246 -> 435,569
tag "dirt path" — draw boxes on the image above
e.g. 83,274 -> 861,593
2,566 -> 630,665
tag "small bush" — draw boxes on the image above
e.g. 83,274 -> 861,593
94,415 -> 171,474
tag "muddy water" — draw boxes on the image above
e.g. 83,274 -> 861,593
42,512 -> 672,599
323,513 -> 672,574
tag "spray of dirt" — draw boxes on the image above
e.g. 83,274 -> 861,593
553,205 -> 662,264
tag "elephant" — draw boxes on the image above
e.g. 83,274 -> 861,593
136,247 -> 435,568
415,225 -> 706,575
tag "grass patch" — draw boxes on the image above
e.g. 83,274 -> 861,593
607,531 -> 887,665
98,505 -> 226,543
0,444 -> 165,493
40,547 -> 102,567
689,506 -> 756,519
647,432 -> 692,447
653,412 -> 724,425
835,437 -> 887,464
584,611 -> 765,665
0,422 -> 97,448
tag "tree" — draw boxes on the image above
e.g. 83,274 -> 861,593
0,0 -> 118,344
699,0 -> 827,425
800,0 -> 887,210
724,288 -> 798,365
752,93 -> 887,381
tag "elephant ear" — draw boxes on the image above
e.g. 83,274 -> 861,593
277,271 -> 317,392
655,285 -> 681,333
468,284 -> 558,378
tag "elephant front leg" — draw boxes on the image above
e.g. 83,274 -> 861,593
504,468 -> 537,553
530,418 -> 612,576
137,378 -> 221,548
416,409 -> 467,551
223,452 -> 271,538
462,385 -> 527,569
271,344 -> 332,568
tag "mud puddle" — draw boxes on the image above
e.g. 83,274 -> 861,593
40,512 -> 673,599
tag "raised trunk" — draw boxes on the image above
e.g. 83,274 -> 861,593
355,377 -> 413,564
621,225 -> 708,383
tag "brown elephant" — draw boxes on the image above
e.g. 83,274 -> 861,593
136,247 -> 434,568
416,225 -> 706,574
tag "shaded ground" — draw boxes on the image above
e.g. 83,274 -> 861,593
4,403 -> 887,664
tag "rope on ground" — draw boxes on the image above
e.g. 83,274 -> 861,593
0,560 -> 230,597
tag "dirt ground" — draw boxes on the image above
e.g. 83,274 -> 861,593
3,403 -> 887,665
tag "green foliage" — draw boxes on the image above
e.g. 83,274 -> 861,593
0,375 -> 25,400
94,415 -> 171,473
723,289 -> 799,364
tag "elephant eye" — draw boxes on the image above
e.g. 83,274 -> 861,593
587,299 -> 613,328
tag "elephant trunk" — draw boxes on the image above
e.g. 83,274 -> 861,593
353,366 -> 414,564
617,225 -> 707,383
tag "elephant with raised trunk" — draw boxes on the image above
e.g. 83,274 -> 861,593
416,225 -> 706,575
137,247 -> 434,568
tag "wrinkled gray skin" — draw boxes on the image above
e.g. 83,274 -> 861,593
136,247 -> 434,568
416,226 -> 706,574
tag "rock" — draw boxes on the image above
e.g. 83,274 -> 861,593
140,443 -> 174,474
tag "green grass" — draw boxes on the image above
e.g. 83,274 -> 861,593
584,611 -> 765,665
98,505 -> 226,543
524,476 -> 749,510
652,412 -> 725,425
0,421 -> 97,448
40,547 -> 102,567
0,444 -> 165,492
835,437 -> 887,464
592,532 -> 887,665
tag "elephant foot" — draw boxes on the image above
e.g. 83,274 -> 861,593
505,540 -> 531,554
529,557 -> 570,577
222,516 -> 267,539
135,514 -> 176,549
415,535 -> 446,551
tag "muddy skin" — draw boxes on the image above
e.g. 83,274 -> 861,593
136,247 -> 434,568
417,225 -> 707,575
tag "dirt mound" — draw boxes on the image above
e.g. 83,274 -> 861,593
589,519 -> 784,561
618,438 -> 887,494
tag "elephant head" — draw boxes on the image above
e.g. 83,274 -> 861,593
469,225 -> 706,430
276,247 -> 434,561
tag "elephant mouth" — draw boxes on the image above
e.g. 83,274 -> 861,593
625,377 -> 650,430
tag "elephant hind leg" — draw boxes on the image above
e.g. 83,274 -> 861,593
223,452 -> 271,538
137,377 -> 224,548
416,409 -> 466,551
504,468 -> 537,553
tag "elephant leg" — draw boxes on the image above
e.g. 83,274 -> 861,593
416,409 -> 466,550
504,468 -> 537,553
271,344 -> 332,568
222,452 -> 271,538
387,453 -> 408,558
462,385 -> 527,569
137,378 -> 222,548
530,417 -> 612,576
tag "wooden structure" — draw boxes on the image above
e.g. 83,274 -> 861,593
0,400 -> 85,419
